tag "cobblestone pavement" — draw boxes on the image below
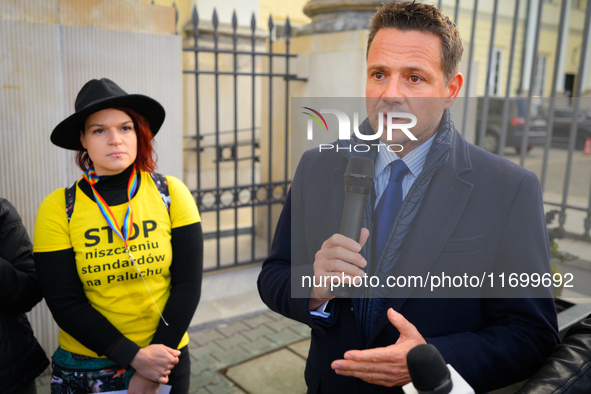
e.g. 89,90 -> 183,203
36,310 -> 312,394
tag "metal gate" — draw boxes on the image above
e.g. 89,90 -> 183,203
183,0 -> 591,275
183,8 -> 304,272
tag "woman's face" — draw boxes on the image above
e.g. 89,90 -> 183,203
80,108 -> 138,176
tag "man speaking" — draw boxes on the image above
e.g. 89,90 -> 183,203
257,1 -> 559,392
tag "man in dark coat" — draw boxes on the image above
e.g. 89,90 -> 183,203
258,1 -> 559,393
0,198 -> 49,393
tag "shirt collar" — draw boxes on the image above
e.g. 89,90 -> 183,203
375,133 -> 437,179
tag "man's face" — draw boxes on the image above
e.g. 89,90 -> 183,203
366,28 -> 462,156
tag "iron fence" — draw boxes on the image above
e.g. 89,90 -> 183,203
184,0 -> 591,275
447,0 -> 591,240
183,7 -> 304,272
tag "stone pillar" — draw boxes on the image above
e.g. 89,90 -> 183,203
301,0 -> 382,34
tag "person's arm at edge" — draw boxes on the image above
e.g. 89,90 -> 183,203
0,199 -> 43,313
515,314 -> 591,393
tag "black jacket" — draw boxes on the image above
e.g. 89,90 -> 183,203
0,198 -> 49,393
517,315 -> 591,394
258,115 -> 558,393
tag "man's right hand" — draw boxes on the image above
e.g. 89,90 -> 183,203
129,344 -> 180,384
310,228 -> 369,309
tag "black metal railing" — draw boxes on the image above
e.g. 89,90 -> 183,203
183,0 -> 591,275
183,7 -> 304,272
442,0 -> 591,241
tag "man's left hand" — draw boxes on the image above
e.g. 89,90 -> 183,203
331,308 -> 426,387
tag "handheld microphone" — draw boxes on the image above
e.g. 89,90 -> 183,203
403,344 -> 475,394
331,156 -> 374,298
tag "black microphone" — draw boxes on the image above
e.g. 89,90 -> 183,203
404,344 -> 475,394
331,157 -> 374,298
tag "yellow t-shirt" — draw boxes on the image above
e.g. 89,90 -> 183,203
34,171 -> 201,357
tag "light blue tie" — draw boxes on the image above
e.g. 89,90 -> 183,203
372,159 -> 409,262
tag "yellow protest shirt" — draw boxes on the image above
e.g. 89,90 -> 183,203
34,171 -> 200,358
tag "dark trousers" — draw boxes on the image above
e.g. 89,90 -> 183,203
168,346 -> 191,394
16,381 -> 37,394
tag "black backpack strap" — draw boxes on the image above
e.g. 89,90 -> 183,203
65,175 -> 170,221
65,181 -> 77,222
150,172 -> 171,214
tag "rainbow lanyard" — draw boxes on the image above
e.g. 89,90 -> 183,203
82,166 -> 168,326
82,166 -> 137,247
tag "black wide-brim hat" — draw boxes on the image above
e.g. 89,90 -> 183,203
51,78 -> 166,150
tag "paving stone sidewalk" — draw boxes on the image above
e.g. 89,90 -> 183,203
36,310 -> 312,394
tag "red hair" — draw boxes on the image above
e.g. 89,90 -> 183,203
76,107 -> 158,173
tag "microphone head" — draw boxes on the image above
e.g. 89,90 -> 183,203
344,157 -> 374,189
407,344 -> 453,394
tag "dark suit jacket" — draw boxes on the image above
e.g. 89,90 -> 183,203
258,119 -> 559,393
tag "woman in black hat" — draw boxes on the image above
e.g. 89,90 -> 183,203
33,78 -> 203,394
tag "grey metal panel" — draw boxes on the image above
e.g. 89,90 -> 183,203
0,20 -> 70,234
1,19 -> 65,360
